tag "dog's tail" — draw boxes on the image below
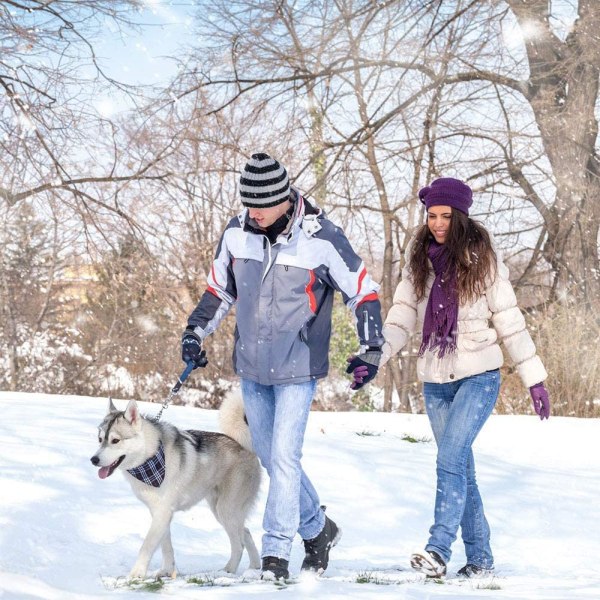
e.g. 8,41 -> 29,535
219,390 -> 253,451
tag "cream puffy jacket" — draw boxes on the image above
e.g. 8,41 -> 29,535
381,241 -> 547,388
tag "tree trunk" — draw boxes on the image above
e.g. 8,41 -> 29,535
1,274 -> 18,390
508,0 -> 600,302
345,19 -> 396,411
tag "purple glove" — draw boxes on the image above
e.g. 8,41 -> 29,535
346,349 -> 382,390
529,382 -> 550,420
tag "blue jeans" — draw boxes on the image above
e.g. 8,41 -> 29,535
423,369 -> 500,569
240,378 -> 325,560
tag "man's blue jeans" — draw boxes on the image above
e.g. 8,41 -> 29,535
423,369 -> 500,569
240,378 -> 325,560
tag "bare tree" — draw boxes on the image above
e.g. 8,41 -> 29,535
0,199 -> 78,390
6,0 -> 593,411
0,0 -> 172,230
169,0 -> 530,411
410,0 -> 600,304
501,0 -> 600,303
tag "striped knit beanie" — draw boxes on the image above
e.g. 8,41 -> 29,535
239,153 -> 290,208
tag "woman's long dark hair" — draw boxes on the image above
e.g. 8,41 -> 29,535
409,210 -> 497,304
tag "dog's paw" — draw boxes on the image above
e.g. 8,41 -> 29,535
155,566 -> 177,579
241,568 -> 261,581
222,564 -> 238,574
128,565 -> 148,580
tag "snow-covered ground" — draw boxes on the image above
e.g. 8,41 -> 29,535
0,391 -> 598,599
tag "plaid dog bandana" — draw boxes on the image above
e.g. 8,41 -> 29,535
127,441 -> 165,487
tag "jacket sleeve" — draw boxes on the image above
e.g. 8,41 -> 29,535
486,250 -> 547,388
187,227 -> 237,340
323,224 -> 384,348
381,243 -> 418,367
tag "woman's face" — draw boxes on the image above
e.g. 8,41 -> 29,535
427,205 -> 452,244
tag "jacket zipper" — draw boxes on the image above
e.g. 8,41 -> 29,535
261,236 -> 273,283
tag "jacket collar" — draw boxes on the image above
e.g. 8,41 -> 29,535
238,188 -> 322,244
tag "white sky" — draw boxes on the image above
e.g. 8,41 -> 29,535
92,1 -> 197,116
102,2 -> 196,84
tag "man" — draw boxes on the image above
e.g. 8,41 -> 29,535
181,152 -> 383,580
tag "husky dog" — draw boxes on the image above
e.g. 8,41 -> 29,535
90,393 -> 261,579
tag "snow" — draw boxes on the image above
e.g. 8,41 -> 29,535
0,391 -> 599,599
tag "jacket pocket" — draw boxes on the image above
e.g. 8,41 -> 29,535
458,328 -> 497,352
273,264 -> 316,332
299,322 -> 310,344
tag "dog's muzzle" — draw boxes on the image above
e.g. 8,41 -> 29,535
90,454 -> 125,479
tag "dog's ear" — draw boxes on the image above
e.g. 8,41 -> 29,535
107,397 -> 118,414
124,400 -> 142,428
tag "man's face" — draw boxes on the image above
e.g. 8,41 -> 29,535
248,200 -> 291,229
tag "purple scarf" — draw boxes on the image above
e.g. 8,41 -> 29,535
419,240 -> 458,358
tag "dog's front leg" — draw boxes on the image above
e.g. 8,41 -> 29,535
156,529 -> 177,579
129,508 -> 173,580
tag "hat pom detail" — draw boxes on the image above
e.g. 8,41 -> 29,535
418,186 -> 431,202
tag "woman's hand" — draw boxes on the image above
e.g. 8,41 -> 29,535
529,382 -> 550,420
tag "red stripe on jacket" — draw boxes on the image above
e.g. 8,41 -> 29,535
357,267 -> 367,294
357,292 -> 379,306
207,262 -> 225,299
305,270 -> 317,313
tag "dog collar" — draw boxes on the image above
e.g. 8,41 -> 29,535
127,441 -> 165,487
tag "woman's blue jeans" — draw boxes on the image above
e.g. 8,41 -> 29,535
423,369 -> 500,569
240,378 -> 325,560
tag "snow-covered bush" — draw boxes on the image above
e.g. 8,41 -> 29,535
0,325 -> 92,394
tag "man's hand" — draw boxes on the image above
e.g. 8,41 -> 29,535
345,349 -> 382,390
181,329 -> 208,369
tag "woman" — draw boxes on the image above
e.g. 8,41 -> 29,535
378,177 -> 550,578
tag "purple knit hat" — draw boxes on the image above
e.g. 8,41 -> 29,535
418,177 -> 473,215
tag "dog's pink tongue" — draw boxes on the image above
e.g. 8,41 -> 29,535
98,466 -> 111,479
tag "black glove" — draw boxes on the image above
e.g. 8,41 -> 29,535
345,348 -> 382,390
181,328 -> 208,369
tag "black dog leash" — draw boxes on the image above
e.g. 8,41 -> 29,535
151,360 -> 197,423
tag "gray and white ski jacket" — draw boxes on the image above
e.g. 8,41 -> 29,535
187,193 -> 384,385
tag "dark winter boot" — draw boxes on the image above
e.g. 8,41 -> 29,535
410,549 -> 447,577
261,556 -> 289,581
300,515 -> 341,574
457,563 -> 494,578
